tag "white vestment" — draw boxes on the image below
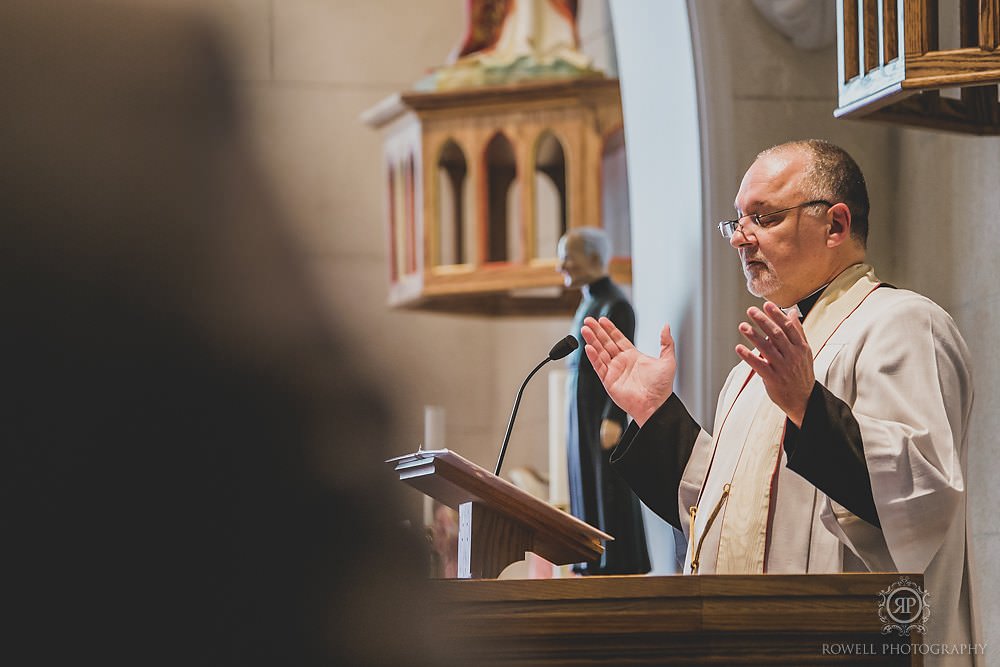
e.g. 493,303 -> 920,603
671,264 -> 978,664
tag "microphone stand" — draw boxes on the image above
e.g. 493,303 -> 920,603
493,357 -> 551,477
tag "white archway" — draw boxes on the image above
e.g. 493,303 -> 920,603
610,0 -> 702,575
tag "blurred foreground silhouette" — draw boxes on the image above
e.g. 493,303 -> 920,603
0,2 -> 445,665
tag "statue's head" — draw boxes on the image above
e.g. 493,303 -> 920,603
557,227 -> 609,289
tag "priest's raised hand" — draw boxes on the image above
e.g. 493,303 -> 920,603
734,302 -> 815,428
581,316 -> 676,427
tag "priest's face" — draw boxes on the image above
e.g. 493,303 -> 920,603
729,149 -> 834,307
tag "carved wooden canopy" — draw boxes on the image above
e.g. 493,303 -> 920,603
363,78 -> 631,316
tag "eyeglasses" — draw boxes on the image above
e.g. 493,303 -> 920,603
717,200 -> 833,239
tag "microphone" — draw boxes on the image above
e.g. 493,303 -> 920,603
547,335 -> 579,361
494,335 -> 579,476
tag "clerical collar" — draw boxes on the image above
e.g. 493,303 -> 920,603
582,275 -> 612,299
789,284 -> 827,321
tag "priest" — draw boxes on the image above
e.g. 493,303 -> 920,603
581,140 -> 977,663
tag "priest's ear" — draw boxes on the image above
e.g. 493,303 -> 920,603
825,202 -> 854,248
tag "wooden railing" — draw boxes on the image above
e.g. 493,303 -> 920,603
836,0 -> 1000,134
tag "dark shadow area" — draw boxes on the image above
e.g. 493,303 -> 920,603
0,2 -> 447,665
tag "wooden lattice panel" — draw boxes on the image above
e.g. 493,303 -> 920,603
836,0 -> 1000,134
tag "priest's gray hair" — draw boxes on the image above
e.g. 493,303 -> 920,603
757,139 -> 870,247
564,227 -> 611,270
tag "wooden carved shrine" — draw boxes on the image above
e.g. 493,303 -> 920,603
362,78 -> 631,316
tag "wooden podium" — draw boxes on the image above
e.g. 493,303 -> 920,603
428,573 -> 924,665
388,449 -> 611,578
389,451 -> 923,664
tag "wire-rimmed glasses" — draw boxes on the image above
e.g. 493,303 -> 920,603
718,200 -> 833,239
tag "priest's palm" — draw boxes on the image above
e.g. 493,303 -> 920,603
581,316 -> 676,427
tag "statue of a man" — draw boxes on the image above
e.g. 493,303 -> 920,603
557,228 -> 650,575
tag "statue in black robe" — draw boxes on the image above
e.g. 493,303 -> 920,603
558,229 -> 650,575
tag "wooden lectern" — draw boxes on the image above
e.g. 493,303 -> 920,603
388,449 -> 611,578
389,452 -> 924,664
